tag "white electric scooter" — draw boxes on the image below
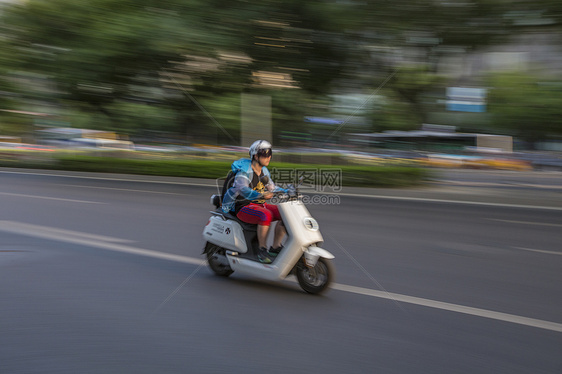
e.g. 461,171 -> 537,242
202,182 -> 335,294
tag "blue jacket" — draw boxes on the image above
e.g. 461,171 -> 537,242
221,158 -> 286,213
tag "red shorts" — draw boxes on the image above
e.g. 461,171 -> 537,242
237,203 -> 281,227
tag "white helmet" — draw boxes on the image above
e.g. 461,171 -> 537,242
249,140 -> 272,159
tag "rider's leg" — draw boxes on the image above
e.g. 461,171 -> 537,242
263,203 -> 285,249
256,223 -> 274,263
272,221 -> 286,249
237,204 -> 276,263
257,224 -> 270,249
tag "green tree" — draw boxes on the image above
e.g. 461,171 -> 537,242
368,92 -> 420,133
487,72 -> 562,147
1,0 -> 237,133
386,66 -> 444,125
2,0 -> 561,144
0,0 -> 354,141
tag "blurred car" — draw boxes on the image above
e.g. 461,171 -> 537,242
421,154 -> 474,168
419,153 -> 534,170
515,152 -> 562,171
478,158 -> 532,171
68,138 -> 135,150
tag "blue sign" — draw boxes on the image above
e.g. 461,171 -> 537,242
446,87 -> 487,113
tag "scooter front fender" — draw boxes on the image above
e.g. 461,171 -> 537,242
303,246 -> 335,267
306,246 -> 335,260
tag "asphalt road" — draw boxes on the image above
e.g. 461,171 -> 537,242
1,169 -> 561,374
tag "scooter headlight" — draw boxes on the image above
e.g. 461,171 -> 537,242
303,217 -> 319,231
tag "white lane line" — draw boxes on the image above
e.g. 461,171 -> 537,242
439,181 -> 562,189
57,184 -> 186,196
0,192 -> 105,204
488,218 -> 562,227
0,169 -> 215,187
0,221 -> 135,244
320,192 -> 562,211
331,283 -> 562,333
0,220 -> 203,266
0,220 -> 560,334
513,247 -> 562,256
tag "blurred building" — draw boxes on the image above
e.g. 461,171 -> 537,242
437,32 -> 562,81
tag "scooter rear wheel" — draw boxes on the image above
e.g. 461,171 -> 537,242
205,244 -> 233,277
296,257 -> 334,294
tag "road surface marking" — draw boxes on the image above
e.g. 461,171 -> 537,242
0,169 -> 215,186
0,221 -> 135,244
58,184 -> 186,196
331,283 -> 562,333
0,192 -> 105,204
438,180 -> 562,189
512,247 -> 562,256
0,220 -> 203,265
0,220 -> 560,333
322,192 -> 562,211
488,218 -> 562,228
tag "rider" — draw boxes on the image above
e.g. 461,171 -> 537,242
221,140 -> 287,263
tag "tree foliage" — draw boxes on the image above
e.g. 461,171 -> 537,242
0,0 -> 561,144
487,72 -> 562,146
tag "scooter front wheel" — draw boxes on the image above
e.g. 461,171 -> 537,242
296,257 -> 334,294
205,243 -> 233,277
